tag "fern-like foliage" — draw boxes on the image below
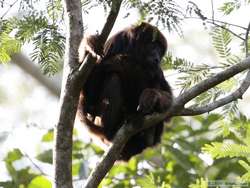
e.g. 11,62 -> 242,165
202,118 -> 250,182
0,19 -> 14,34
161,52 -> 191,71
163,53 -> 225,94
221,101 -> 239,118
3,13 -> 65,75
19,0 -> 39,11
188,178 -> 208,188
211,27 -> 232,58
31,28 -> 65,75
203,142 -> 250,159
0,33 -> 21,63
163,53 -> 233,106
14,14 -> 49,43
0,19 -> 21,63
239,160 -> 250,182
247,38 -> 250,55
211,26 -> 241,66
176,64 -> 211,92
137,173 -> 171,188
209,26 -> 242,116
193,87 -> 225,106
47,0 -> 64,23
219,0 -> 242,15
126,0 -> 183,34
0,0 -> 68,75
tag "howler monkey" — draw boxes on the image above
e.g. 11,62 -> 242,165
77,22 -> 173,161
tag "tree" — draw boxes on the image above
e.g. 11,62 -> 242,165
1,0 -> 250,187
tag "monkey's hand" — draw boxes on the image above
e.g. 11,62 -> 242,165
137,88 -> 172,115
78,34 -> 103,63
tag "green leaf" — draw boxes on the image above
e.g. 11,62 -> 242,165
222,101 -> 239,118
189,178 -> 208,188
15,14 -> 49,43
202,142 -> 250,159
217,78 -> 236,91
137,176 -> 157,188
127,158 -> 138,172
211,26 -> 232,60
31,28 -> 65,75
109,165 -> 129,177
210,26 -> 240,68
41,129 -> 54,142
239,160 -> 250,182
138,0 -> 183,34
90,144 -> 105,155
244,123 -> 250,145
36,150 -> 52,164
99,178 -> 112,187
219,1 -> 241,15
73,140 -> 85,151
0,33 -> 21,63
221,122 -> 230,137
4,149 -> 23,163
239,160 -> 250,171
28,176 -> 52,188
202,114 -> 221,127
166,146 -> 193,170
72,162 -> 81,176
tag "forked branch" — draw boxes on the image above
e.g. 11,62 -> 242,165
84,56 -> 250,187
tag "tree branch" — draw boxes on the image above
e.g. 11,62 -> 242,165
54,0 -> 123,187
245,20 -> 250,56
176,56 -> 250,107
99,1 -> 123,45
11,53 -> 61,97
185,16 -> 247,30
180,71 -> 250,116
75,0 -> 123,86
208,20 -> 244,41
85,55 -> 250,187
0,0 -> 18,20
54,0 -> 83,187
84,118 -> 136,188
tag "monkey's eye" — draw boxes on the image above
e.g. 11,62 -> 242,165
143,47 -> 162,66
144,42 -> 161,52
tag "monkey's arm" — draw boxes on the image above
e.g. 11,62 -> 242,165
78,35 -> 103,63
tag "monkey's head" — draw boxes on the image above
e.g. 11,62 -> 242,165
103,22 -> 167,67
132,22 -> 167,67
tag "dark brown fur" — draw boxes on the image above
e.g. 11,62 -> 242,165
78,22 -> 172,161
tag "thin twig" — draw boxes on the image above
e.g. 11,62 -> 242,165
185,16 -> 247,30
211,0 -> 214,22
23,152 -> 52,178
0,0 -> 19,20
245,21 -> 250,57
180,70 -> 250,116
208,21 -> 244,41
184,16 -> 245,40
76,0 -> 123,83
175,56 -> 250,107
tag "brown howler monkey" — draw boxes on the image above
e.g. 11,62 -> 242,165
77,22 -> 173,161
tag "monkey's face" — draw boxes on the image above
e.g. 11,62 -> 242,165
143,43 -> 163,67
